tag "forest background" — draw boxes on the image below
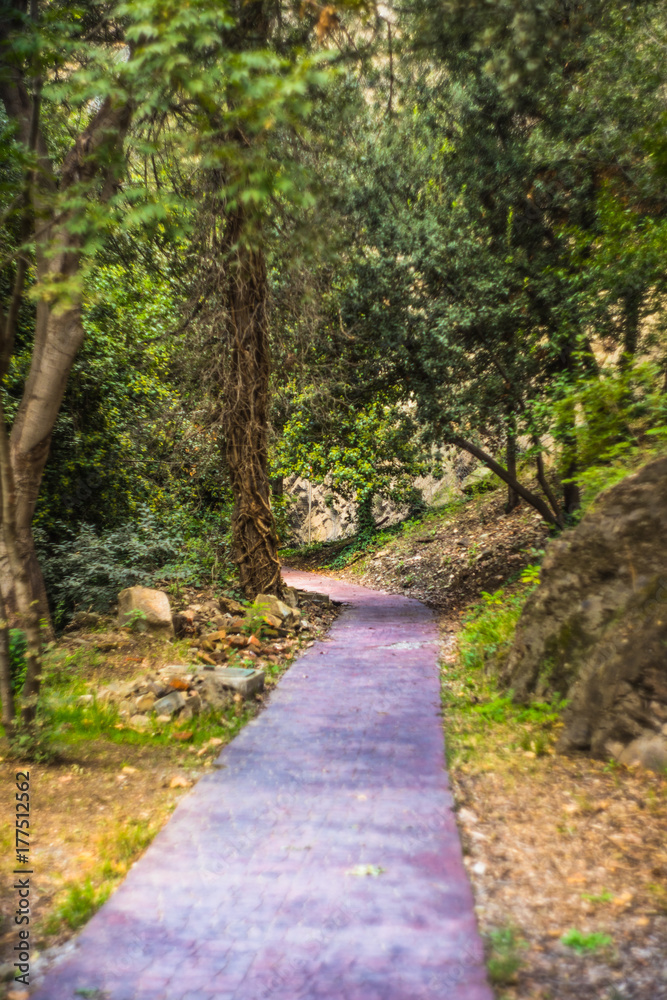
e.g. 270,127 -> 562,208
1,0 -> 667,732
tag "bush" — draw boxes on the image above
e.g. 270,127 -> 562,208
9,629 -> 27,694
37,507 -> 234,630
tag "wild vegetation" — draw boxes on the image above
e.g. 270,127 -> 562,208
0,0 -> 666,938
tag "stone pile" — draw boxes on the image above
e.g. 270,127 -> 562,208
94,662 -> 265,730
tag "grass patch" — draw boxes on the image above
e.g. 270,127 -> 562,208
560,928 -> 613,955
42,818 -> 160,934
441,571 -> 567,770
486,925 -> 527,985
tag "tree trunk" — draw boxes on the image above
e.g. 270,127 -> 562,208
451,435 -> 564,528
0,68 -> 132,626
0,400 -> 42,725
504,428 -> 520,513
0,587 -> 15,733
222,208 -> 282,598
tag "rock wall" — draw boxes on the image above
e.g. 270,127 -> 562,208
503,456 -> 667,769
281,454 -> 486,545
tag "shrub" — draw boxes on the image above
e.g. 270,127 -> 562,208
37,507 -> 233,630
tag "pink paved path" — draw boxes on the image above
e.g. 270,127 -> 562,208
32,570 -> 492,1000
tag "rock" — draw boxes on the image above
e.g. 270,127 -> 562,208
283,586 -> 299,609
66,610 -> 103,631
118,700 -> 133,717
129,714 -> 151,730
97,684 -> 122,706
296,589 -> 331,606
153,691 -> 186,716
503,457 -> 667,761
219,595 -> 246,615
117,586 -> 174,636
255,594 -> 292,621
213,666 -> 265,699
172,611 -> 195,637
135,693 -> 156,712
77,694 -> 94,706
618,735 -> 667,772
196,676 -> 233,710
185,691 -> 201,715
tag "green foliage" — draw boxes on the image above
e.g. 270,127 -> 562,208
37,507 -> 232,630
6,723 -> 58,764
43,878 -> 112,934
122,609 -> 149,633
9,629 -> 27,695
240,601 -> 264,636
459,586 -> 533,674
486,925 -> 527,986
560,929 -> 613,955
549,359 -> 667,515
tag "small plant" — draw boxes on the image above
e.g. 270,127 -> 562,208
486,925 -> 527,985
243,599 -> 269,637
7,724 -> 58,763
43,878 -> 112,933
9,628 -> 28,694
520,563 -> 541,585
582,890 -> 614,905
560,928 -> 613,954
122,608 -> 149,633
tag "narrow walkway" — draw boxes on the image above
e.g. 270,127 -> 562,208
32,571 -> 492,1000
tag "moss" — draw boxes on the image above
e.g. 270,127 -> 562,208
537,617 -> 587,695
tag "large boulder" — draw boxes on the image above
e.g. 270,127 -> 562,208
118,586 -> 174,637
503,456 -> 667,768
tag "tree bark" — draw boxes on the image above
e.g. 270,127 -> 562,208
504,428 -> 520,513
0,65 -> 132,626
0,587 -> 15,732
221,207 -> 283,598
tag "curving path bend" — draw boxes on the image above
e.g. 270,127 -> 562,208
31,569 -> 492,1000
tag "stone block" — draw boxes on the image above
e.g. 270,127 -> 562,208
153,691 -> 186,716
194,665 -> 264,700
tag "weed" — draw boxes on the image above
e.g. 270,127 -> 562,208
243,599 -> 270,637
43,878 -> 112,933
6,723 -> 59,763
582,890 -> 614,905
646,882 -> 667,913
122,608 -> 149,633
486,925 -> 527,985
560,929 -> 613,954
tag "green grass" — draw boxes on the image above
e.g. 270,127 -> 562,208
581,890 -> 614,905
43,878 -> 113,933
441,572 -> 567,769
560,929 -> 613,954
486,925 -> 527,985
42,818 -> 160,934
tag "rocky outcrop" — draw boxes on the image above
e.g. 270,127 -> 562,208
504,456 -> 667,769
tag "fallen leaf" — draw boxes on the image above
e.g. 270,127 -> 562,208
169,678 -> 190,691
612,891 -> 633,907
172,731 -> 193,742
